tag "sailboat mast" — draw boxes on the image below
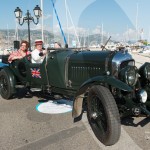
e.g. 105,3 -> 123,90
65,0 -> 80,47
41,0 -> 44,42
7,24 -> 9,48
136,2 -> 139,41
65,0 -> 69,46
127,24 -> 129,42
15,19 -> 19,41
101,23 -> 103,44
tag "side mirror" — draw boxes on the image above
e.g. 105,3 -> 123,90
14,41 -> 20,50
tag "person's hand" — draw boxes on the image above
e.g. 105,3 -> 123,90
43,50 -> 47,55
39,50 -> 47,56
39,52 -> 44,56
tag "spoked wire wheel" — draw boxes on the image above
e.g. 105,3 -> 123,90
87,85 -> 121,146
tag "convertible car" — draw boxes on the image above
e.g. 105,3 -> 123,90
0,48 -> 150,146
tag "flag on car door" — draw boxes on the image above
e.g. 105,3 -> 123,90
31,68 -> 41,78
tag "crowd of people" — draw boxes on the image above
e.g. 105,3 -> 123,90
8,40 -> 62,64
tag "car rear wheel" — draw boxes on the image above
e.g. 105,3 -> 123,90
87,85 -> 121,146
0,70 -> 14,99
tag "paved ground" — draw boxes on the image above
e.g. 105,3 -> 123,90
131,52 -> 150,68
0,52 -> 150,150
0,93 -> 149,150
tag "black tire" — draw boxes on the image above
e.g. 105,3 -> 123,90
0,70 -> 14,99
87,85 -> 121,146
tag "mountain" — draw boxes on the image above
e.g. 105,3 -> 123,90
0,29 -> 108,49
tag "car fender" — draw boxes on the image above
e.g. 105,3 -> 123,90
1,66 -> 16,93
72,75 -> 133,118
79,75 -> 132,94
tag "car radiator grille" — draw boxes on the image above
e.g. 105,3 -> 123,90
70,66 -> 101,80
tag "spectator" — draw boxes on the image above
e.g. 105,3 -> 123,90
8,40 -> 30,63
31,39 -> 47,63
54,42 -> 61,48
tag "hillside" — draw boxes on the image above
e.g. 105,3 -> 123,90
0,29 -> 108,49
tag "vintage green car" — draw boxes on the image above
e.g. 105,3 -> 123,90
0,48 -> 150,146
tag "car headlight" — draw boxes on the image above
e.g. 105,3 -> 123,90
119,66 -> 138,86
137,89 -> 147,103
139,62 -> 150,81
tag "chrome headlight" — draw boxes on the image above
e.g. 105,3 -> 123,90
139,62 -> 150,81
137,89 -> 147,103
119,66 -> 138,86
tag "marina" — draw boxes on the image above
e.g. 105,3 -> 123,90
0,0 -> 150,149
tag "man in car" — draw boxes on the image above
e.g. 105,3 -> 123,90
31,39 -> 47,63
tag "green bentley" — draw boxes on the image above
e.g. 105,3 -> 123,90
0,48 -> 150,146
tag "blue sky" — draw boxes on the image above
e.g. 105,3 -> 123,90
0,0 -> 150,40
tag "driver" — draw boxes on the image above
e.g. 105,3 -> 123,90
31,39 -> 47,63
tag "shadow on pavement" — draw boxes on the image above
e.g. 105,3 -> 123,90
13,88 -> 54,100
121,117 -> 150,127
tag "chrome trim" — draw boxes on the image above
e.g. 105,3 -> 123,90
138,89 -> 147,103
65,56 -> 70,87
105,51 -> 114,72
112,51 -> 133,76
65,53 -> 73,87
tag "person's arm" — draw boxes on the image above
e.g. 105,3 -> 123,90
8,51 -> 23,63
8,55 -> 23,63
43,50 -> 47,55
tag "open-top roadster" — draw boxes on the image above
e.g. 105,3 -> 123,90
0,48 -> 150,146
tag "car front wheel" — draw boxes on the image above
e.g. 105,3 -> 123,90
87,85 -> 121,146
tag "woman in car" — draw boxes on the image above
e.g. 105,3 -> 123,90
8,40 -> 30,63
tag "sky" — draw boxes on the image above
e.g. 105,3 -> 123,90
0,0 -> 150,41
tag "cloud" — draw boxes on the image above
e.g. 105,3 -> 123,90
91,26 -> 101,34
108,28 -> 144,41
31,23 -> 52,31
52,24 -> 86,35
123,28 -> 135,39
43,14 -> 52,20
30,23 -> 140,42
30,24 -> 42,30
122,28 -> 137,41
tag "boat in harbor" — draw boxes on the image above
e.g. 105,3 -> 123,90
139,46 -> 150,54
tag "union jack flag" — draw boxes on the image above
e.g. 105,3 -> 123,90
31,68 -> 41,78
